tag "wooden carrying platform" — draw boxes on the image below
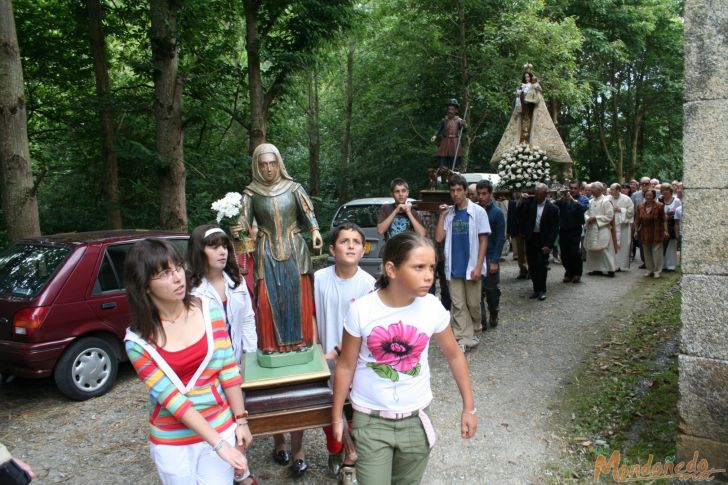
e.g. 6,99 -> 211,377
241,345 -> 351,436
417,189 -> 516,212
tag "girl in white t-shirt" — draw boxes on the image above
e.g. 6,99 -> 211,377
332,233 -> 477,485
186,225 -> 257,485
187,225 -> 257,362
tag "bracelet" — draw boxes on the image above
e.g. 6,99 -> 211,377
212,439 -> 225,452
332,419 -> 343,424
234,411 -> 248,420
237,420 -> 249,426
462,408 -> 477,415
334,346 -> 342,357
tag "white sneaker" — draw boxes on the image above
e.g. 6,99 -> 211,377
340,465 -> 357,485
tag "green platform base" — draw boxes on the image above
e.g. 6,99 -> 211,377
256,346 -> 315,368
242,344 -> 329,390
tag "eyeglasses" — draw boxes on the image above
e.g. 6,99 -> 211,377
151,264 -> 187,281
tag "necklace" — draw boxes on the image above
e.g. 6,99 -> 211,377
160,306 -> 185,323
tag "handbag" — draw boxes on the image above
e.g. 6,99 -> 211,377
584,223 -> 610,251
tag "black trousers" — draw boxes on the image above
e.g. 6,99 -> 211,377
429,259 -> 451,310
525,235 -> 549,293
560,231 -> 583,277
480,270 -> 501,324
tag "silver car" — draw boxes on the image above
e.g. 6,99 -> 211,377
327,197 -> 414,277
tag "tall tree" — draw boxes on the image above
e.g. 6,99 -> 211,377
562,0 -> 683,182
306,67 -> 321,198
0,0 -> 41,241
338,43 -> 354,204
242,0 -> 265,153
87,0 -> 121,229
241,0 -> 354,153
150,0 -> 186,230
456,0 -> 472,170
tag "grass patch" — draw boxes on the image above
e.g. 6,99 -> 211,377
550,271 -> 682,483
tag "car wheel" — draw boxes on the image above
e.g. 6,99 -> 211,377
54,337 -> 118,400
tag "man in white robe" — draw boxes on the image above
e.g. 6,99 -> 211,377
609,183 -> 634,271
584,182 -> 616,276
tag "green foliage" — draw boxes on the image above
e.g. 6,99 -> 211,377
2,0 -> 683,245
560,0 -> 684,181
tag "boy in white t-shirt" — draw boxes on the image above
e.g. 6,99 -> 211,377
314,223 -> 376,482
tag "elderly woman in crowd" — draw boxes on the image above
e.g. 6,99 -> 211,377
676,181 -> 684,200
659,183 -> 682,271
635,189 -> 668,278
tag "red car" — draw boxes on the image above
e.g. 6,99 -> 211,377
0,230 -> 188,400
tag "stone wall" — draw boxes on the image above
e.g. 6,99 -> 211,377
678,0 -> 728,479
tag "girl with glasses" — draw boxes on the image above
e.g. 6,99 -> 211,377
123,238 -> 253,484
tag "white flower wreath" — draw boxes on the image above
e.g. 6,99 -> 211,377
496,144 -> 550,190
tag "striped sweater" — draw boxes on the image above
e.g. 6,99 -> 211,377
124,299 -> 243,445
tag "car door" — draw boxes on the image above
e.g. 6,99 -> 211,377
87,244 -> 132,339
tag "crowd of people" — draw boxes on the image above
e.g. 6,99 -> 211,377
439,174 -> 683,353
102,159 -> 681,485
117,146 -> 479,485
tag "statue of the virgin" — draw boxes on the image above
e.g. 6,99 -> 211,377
490,64 -> 573,168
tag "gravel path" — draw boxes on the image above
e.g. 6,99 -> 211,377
0,259 -> 656,484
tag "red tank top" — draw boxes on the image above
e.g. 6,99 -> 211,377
156,332 -> 207,386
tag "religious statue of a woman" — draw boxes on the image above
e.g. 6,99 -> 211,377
516,71 -> 542,143
490,64 -> 573,169
238,143 -> 322,356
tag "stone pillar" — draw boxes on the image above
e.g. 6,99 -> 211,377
678,0 -> 728,479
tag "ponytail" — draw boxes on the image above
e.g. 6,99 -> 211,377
375,271 -> 390,290
375,233 -> 434,290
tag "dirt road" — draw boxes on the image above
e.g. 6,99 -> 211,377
0,259 -> 659,484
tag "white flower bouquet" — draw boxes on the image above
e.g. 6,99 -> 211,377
496,144 -> 550,190
210,192 -> 253,255
211,192 -> 243,223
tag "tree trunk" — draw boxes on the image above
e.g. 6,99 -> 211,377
339,43 -> 354,204
150,0 -> 187,230
628,66 -> 645,180
0,0 -> 41,242
457,0 -> 471,171
594,94 -> 616,174
610,60 -> 624,183
87,0 -> 121,229
629,108 -> 643,181
306,67 -> 320,198
243,0 -> 265,154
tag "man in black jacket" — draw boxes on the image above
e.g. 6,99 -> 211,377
519,183 -> 560,300
555,180 -> 589,283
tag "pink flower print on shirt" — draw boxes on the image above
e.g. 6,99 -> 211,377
366,322 -> 429,382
